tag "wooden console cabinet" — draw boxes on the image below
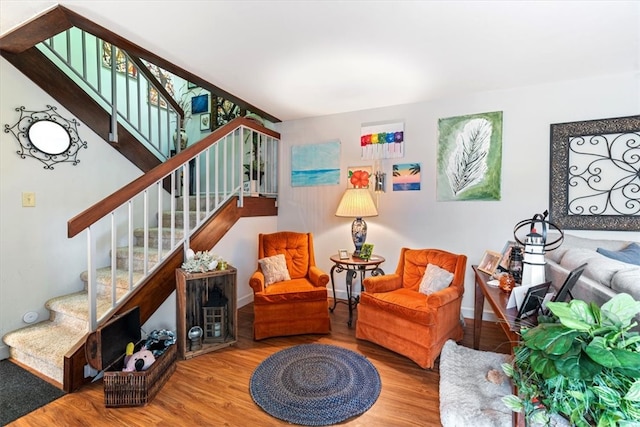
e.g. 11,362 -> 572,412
176,266 -> 237,359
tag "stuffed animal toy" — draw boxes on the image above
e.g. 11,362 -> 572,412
123,344 -> 156,372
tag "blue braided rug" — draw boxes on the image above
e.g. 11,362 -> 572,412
249,343 -> 381,426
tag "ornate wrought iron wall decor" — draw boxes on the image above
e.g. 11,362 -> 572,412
549,115 -> 640,231
4,105 -> 87,169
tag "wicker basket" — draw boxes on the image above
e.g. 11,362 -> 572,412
86,307 -> 178,408
103,343 -> 177,407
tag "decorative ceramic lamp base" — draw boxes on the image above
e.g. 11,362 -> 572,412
351,217 -> 367,257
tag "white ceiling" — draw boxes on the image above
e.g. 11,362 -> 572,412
2,1 -> 639,122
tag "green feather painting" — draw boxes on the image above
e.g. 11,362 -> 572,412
437,111 -> 503,201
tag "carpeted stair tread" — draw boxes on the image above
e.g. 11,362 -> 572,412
80,267 -> 144,290
3,320 -> 85,374
8,348 -> 64,385
133,227 -> 185,239
46,291 -> 122,321
113,246 -> 175,271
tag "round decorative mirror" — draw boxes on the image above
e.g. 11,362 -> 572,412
27,120 -> 71,155
4,105 -> 87,170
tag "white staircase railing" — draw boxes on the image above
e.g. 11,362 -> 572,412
37,27 -> 180,160
68,118 -> 279,331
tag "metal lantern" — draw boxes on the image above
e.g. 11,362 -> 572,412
203,306 -> 226,343
202,287 -> 228,343
513,210 -> 564,286
508,246 -> 523,284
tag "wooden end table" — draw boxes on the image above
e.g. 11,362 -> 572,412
474,265 -> 532,427
329,254 -> 385,327
472,265 -> 531,351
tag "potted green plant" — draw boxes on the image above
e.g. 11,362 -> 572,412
502,293 -> 640,426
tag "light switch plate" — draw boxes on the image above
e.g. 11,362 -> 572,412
22,192 -> 35,207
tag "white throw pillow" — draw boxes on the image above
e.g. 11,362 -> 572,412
419,263 -> 454,295
258,254 -> 291,286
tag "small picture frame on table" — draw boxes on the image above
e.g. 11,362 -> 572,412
359,243 -> 374,260
498,240 -> 517,272
338,249 -> 349,260
478,250 -> 502,275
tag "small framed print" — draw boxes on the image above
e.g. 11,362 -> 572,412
200,113 -> 211,131
478,250 -> 502,275
338,249 -> 349,260
360,243 -> 374,260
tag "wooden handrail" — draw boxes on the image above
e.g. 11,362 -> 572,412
67,117 -> 279,238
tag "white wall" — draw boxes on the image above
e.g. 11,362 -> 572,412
276,72 -> 640,319
0,58 -> 144,358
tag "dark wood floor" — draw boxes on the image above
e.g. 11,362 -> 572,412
9,301 -> 512,427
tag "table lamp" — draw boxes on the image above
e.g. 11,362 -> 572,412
335,188 -> 378,257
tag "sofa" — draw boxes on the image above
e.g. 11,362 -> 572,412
544,233 -> 640,308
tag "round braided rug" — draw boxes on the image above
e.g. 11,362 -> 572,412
249,343 -> 381,426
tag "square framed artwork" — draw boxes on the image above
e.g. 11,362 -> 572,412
347,166 -> 373,188
392,163 -> 421,191
549,115 -> 640,231
191,94 -> 209,114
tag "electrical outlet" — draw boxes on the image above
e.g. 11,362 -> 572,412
22,192 -> 36,207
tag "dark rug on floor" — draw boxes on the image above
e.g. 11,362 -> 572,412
0,360 -> 65,426
249,343 -> 381,426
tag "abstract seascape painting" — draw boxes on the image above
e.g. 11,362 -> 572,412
437,111 -> 503,201
291,140 -> 341,187
392,163 -> 421,191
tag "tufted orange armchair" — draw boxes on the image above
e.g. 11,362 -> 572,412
249,231 -> 331,340
355,247 -> 467,368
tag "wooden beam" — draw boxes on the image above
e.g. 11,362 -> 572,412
0,6 -> 72,54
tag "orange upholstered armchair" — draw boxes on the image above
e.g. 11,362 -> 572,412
355,248 -> 467,368
249,231 -> 331,340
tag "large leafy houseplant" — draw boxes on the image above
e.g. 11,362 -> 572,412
502,293 -> 640,426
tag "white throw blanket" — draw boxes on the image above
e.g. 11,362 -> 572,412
439,340 -> 512,427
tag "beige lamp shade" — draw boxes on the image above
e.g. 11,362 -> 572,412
335,188 -> 378,218
335,188 -> 378,256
